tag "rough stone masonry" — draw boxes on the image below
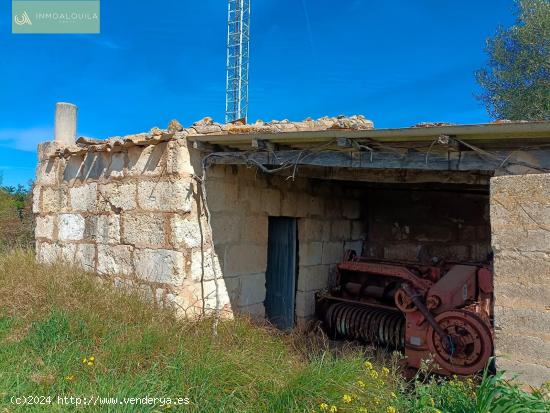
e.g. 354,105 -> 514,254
490,173 -> 550,385
33,106 -> 370,322
33,103 -> 550,385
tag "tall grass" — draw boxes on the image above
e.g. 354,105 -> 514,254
0,250 -> 548,412
0,250 -> 367,412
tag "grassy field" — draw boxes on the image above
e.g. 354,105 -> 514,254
0,250 -> 548,413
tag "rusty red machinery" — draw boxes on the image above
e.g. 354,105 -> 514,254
316,250 -> 494,377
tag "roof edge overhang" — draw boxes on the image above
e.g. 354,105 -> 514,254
187,121 -> 550,147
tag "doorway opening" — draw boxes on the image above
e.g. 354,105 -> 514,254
265,217 -> 298,330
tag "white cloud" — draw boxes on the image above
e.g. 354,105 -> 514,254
89,37 -> 122,50
75,35 -> 123,50
0,126 -> 53,152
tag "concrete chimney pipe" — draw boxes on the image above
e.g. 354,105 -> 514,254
54,102 -> 77,146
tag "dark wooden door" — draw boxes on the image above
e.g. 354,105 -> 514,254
265,217 -> 297,330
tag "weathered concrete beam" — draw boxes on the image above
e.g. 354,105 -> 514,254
206,149 -> 550,173
286,165 -> 492,186
192,141 -> 216,152
251,139 -> 277,151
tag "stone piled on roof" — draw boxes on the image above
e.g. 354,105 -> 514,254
187,114 -> 373,136
43,115 -> 374,158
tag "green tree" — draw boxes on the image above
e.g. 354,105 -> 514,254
0,180 -> 33,252
476,0 -> 550,120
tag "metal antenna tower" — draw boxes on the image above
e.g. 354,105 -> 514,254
225,0 -> 250,123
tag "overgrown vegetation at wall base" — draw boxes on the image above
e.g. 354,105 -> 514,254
0,251 -> 548,412
0,184 -> 33,252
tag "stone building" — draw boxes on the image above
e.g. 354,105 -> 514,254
34,103 -> 550,385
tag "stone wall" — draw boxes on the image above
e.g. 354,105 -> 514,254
490,173 -> 550,386
33,136 -> 212,314
363,188 -> 491,263
33,138 -> 362,324
205,168 -> 363,323
33,128 -> 550,384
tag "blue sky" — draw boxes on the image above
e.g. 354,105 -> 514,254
0,0 -> 516,186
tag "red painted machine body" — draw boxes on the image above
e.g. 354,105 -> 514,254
316,250 -> 494,377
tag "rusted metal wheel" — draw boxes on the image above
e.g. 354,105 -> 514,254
394,288 -> 417,313
427,309 -> 493,376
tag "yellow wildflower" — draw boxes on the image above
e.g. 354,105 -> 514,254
87,361 -> 93,366
373,397 -> 381,405
390,392 -> 397,399
381,367 -> 390,376
329,406 -> 337,413
319,403 -> 329,411
65,375 -> 75,381
364,361 -> 373,369
82,358 -> 87,364
386,407 -> 397,413
89,356 -> 95,362
370,370 -> 378,379
342,394 -> 352,403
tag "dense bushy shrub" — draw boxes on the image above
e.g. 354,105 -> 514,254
0,184 -> 33,252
